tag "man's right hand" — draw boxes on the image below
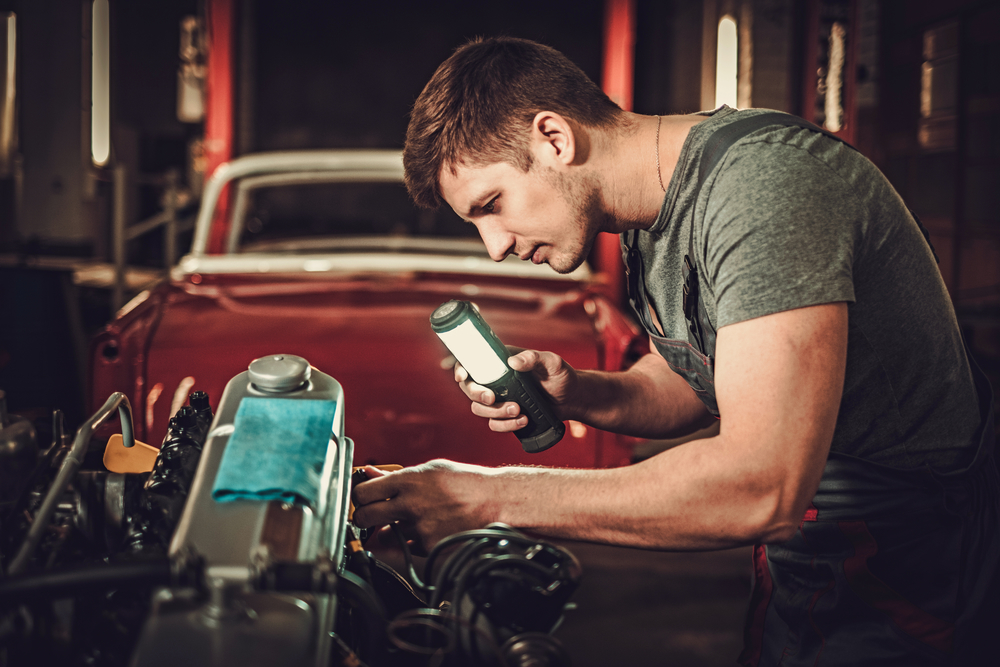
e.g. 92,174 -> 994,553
351,460 -> 501,555
453,348 -> 578,432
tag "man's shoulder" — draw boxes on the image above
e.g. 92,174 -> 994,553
675,108 -> 845,201
694,108 -> 852,166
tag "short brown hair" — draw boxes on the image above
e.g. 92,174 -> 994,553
403,36 -> 623,209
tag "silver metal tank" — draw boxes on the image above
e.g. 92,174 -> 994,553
132,354 -> 354,667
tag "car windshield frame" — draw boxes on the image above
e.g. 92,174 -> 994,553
226,171 -> 476,254
180,150 -> 591,281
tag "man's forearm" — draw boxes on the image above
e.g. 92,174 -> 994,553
493,304 -> 846,551
487,430 -> 805,551
353,305 -> 843,555
568,353 -> 715,438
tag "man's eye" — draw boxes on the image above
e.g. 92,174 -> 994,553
483,197 -> 498,213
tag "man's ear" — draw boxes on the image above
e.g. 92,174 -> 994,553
530,112 -> 576,167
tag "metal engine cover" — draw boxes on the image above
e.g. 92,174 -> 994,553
131,355 -> 354,667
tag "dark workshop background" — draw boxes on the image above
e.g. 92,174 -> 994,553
0,1 -> 998,665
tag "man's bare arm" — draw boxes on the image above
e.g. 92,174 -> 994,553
566,352 -> 717,437
354,303 -> 847,551
461,344 -> 715,440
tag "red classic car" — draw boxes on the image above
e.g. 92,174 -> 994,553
89,150 -> 646,468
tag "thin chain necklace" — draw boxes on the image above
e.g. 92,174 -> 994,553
655,115 -> 666,193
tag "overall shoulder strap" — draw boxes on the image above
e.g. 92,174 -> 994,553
692,112 -> 842,258
693,112 -> 939,263
682,113 -> 862,359
697,112 -> 840,189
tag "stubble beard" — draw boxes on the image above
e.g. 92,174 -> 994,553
546,169 -> 607,275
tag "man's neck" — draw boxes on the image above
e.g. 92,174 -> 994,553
594,112 -> 706,233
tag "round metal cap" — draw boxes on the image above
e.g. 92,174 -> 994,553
430,299 -> 471,332
248,354 -> 311,392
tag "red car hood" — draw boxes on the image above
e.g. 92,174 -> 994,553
92,272 -> 625,468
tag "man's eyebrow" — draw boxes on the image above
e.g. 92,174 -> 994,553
464,189 -> 494,218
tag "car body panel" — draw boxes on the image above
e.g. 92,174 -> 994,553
89,151 -> 646,469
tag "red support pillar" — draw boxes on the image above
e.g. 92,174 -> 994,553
597,0 -> 636,304
602,0 -> 636,112
800,0 -> 859,145
204,0 -> 235,253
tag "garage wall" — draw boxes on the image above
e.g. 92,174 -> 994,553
15,0 -> 90,249
246,0 -> 607,153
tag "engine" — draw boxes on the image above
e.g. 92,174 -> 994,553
0,355 -> 580,667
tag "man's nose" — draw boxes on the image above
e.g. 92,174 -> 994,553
477,223 -> 515,262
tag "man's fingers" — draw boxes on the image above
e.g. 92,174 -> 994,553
508,348 -> 559,377
470,400 -> 520,419
361,465 -> 387,480
506,349 -> 539,372
468,401 -> 528,431
352,498 -> 393,530
490,416 -> 529,432
351,467 -> 398,507
460,378 -> 495,405
451,361 -> 498,405
468,400 -> 527,431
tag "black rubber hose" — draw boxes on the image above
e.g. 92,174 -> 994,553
338,569 -> 391,667
0,559 -> 172,606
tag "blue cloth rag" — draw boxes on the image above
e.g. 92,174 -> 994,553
212,397 -> 337,507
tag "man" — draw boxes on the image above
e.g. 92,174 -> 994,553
352,36 -> 998,664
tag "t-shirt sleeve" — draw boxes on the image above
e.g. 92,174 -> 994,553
703,139 -> 860,328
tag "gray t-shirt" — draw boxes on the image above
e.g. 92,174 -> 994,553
638,106 -> 980,470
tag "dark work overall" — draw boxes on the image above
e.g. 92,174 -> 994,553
622,113 -> 1000,666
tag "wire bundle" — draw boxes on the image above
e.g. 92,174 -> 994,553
384,523 -> 579,667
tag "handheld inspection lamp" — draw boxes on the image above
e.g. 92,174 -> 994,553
430,299 -> 565,453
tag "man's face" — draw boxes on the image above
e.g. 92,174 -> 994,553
438,159 -> 605,274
